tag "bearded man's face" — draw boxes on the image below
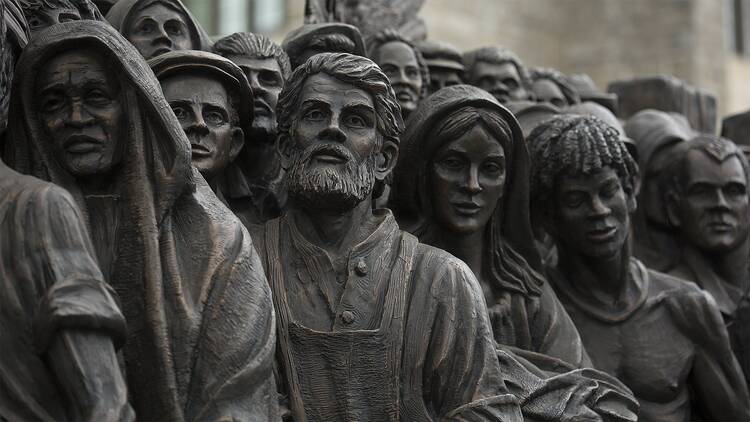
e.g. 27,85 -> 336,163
285,73 -> 380,211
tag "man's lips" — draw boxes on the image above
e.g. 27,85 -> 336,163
707,221 -> 736,233
64,135 -> 102,154
585,226 -> 618,242
451,201 -> 482,216
253,100 -> 272,116
191,144 -> 211,158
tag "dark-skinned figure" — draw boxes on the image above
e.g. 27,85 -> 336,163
6,21 -> 278,421
416,39 -> 464,94
213,31 -> 291,226
389,84 -> 590,369
282,22 -> 366,69
368,29 -> 428,121
528,114 -> 750,422
0,2 -> 133,421
150,50 -> 250,196
19,0 -> 103,35
463,46 -> 533,104
256,53 -> 638,422
663,135 -> 750,387
106,0 -> 211,60
529,67 -> 580,108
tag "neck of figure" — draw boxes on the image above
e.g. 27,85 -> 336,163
293,197 -> 376,260
557,240 -> 631,308
78,172 -> 117,197
695,239 -> 750,291
427,225 -> 485,280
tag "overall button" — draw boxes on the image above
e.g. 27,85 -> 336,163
354,258 -> 368,276
341,310 -> 355,325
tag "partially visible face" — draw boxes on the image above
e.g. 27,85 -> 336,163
228,56 -> 283,139
427,67 -> 462,94
430,125 -> 507,234
675,151 -> 750,254
125,3 -> 192,59
37,50 -> 124,178
285,73 -> 379,210
376,41 -> 422,118
161,74 -> 240,180
471,61 -> 529,103
551,167 -> 632,259
532,78 -> 567,108
26,6 -> 81,34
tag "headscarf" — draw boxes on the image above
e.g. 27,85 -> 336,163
391,84 -> 543,295
106,0 -> 212,51
7,21 -> 276,421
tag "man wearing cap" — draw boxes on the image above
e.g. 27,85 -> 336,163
282,22 -> 366,69
416,39 -> 464,94
150,50 -> 251,195
463,46 -> 533,104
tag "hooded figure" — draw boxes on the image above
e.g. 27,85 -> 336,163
390,85 -> 590,369
106,0 -> 212,59
6,21 -> 277,421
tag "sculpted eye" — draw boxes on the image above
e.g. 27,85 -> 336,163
503,78 -> 519,89
165,21 -> 184,36
138,21 -> 155,34
482,161 -> 504,175
27,15 -> 44,29
86,89 -> 112,106
725,183 -> 747,197
563,193 -> 585,208
259,70 -> 281,87
205,110 -> 227,125
303,109 -> 326,122
171,105 -> 189,121
345,114 -> 366,128
406,67 -> 419,79
439,156 -> 464,170
40,93 -> 66,113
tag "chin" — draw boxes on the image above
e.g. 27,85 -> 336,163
444,218 -> 483,235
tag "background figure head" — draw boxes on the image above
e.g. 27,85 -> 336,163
282,22 -> 366,69
19,0 -> 103,35
463,46 -> 532,104
150,50 -> 252,185
664,136 -> 750,256
368,29 -> 429,120
529,115 -> 639,260
106,0 -> 212,60
416,39 -> 464,94
0,0 -> 28,134
214,32 -> 290,143
529,67 -> 580,108
276,52 -> 403,212
391,84 -> 544,294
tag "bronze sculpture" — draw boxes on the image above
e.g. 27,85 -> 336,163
0,2 -> 133,421
282,22 -> 366,69
390,84 -> 590,369
463,47 -> 533,104
106,0 -> 211,59
257,53 -> 638,421
663,135 -> 750,387
368,29 -> 428,120
304,0 -> 427,42
568,73 -> 618,114
721,109 -> 750,161
528,114 -> 750,422
213,31 -> 291,226
19,0 -> 103,35
7,21 -> 278,421
150,50 -> 251,195
529,67 -> 580,108
416,39 -> 464,94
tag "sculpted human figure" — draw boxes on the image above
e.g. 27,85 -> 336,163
529,67 -> 580,108
106,0 -> 211,59
0,2 -> 133,421
663,135 -> 750,386
416,39 -> 464,94
150,50 -> 250,195
463,46 -> 533,104
19,0 -> 103,35
256,52 -> 638,422
213,31 -> 291,226
721,109 -> 750,161
7,21 -> 278,421
368,29 -> 428,120
282,22 -> 365,69
528,114 -> 750,422
390,84 -> 590,369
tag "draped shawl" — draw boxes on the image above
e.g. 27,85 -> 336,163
6,21 -> 277,422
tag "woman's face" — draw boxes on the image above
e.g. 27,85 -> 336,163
430,125 -> 507,234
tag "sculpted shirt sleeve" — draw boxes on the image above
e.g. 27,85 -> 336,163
667,288 -> 750,421
402,250 -> 524,421
184,222 -> 279,422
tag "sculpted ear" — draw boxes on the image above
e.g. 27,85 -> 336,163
376,138 -> 399,181
229,127 -> 245,162
626,175 -> 640,214
665,191 -> 682,228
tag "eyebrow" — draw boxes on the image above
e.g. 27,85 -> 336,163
343,103 -> 375,113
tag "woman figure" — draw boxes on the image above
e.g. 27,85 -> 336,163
391,84 -> 589,368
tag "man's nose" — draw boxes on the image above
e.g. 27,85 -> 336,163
67,101 -> 94,127
713,189 -> 732,210
461,166 -> 482,194
319,118 -> 347,143
186,113 -> 209,136
589,195 -> 611,217
153,25 -> 173,45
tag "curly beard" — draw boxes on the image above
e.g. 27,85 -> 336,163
285,142 -> 376,211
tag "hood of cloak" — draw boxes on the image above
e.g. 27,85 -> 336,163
391,84 -> 543,294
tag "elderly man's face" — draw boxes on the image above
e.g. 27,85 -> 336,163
427,67 -> 462,94
532,78 -> 567,108
472,61 -> 528,103
161,73 -> 243,181
285,73 -> 379,210
229,56 -> 283,138
673,151 -> 750,254
125,3 -> 192,59
37,50 -> 124,178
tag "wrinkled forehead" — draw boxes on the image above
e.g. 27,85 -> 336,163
299,73 -> 374,110
36,49 -> 117,91
684,149 -> 748,184
474,60 -> 520,79
160,72 -> 230,104
376,41 -> 417,65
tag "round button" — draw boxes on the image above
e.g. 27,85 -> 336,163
341,310 -> 355,325
354,259 -> 368,276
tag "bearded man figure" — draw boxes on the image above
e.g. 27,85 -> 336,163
255,52 -> 639,422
